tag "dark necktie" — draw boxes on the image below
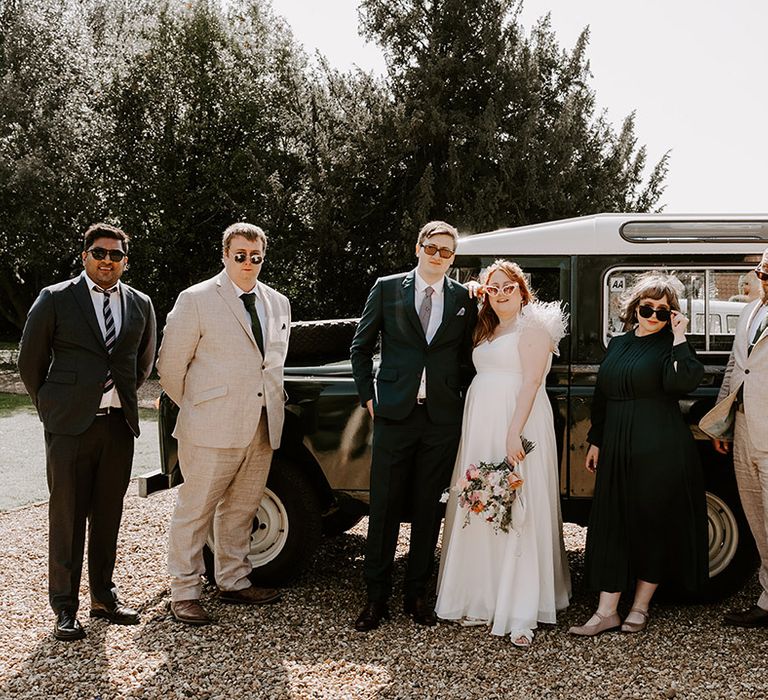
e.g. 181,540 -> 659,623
241,292 -> 265,356
95,286 -> 117,394
419,286 -> 434,337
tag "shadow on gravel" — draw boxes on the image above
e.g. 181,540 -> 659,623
0,623 -> 113,698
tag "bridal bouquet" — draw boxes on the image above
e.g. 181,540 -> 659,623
444,438 -> 535,533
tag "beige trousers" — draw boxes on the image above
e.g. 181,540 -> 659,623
733,411 -> 768,610
168,413 -> 273,602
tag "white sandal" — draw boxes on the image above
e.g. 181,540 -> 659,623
510,628 -> 534,647
458,616 -> 489,627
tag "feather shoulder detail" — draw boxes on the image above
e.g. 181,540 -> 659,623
516,301 -> 569,355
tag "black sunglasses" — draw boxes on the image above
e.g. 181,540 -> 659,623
87,247 -> 126,262
638,305 -> 671,322
233,252 -> 264,265
754,268 -> 768,281
420,243 -> 455,259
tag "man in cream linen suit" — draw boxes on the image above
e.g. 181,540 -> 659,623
158,223 -> 290,626
710,249 -> 768,627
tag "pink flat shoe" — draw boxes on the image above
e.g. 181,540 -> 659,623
568,611 -> 621,637
621,607 -> 650,633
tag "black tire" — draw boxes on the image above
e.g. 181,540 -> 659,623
699,456 -> 759,601
287,318 -> 359,365
203,458 -> 323,587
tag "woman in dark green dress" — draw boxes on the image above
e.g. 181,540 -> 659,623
569,273 -> 708,636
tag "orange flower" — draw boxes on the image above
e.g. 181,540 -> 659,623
471,501 -> 485,513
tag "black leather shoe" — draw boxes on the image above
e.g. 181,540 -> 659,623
90,600 -> 140,625
354,601 -> 390,632
403,596 -> 437,626
723,605 -> 768,628
54,609 -> 86,641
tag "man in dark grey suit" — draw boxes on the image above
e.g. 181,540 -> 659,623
350,220 -> 477,631
18,223 -> 156,641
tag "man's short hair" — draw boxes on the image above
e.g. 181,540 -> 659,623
416,221 -> 459,249
222,223 -> 268,255
83,223 -> 129,251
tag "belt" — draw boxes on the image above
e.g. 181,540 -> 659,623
95,406 -> 123,416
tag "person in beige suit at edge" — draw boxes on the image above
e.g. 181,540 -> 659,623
709,248 -> 768,627
158,222 -> 291,625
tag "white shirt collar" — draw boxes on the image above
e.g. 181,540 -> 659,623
414,270 -> 445,295
227,274 -> 259,299
81,270 -> 121,294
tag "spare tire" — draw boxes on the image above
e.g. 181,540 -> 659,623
287,318 -> 359,365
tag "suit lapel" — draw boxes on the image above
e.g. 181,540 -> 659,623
400,271 -> 426,341
429,277 -> 458,346
216,271 -> 260,351
112,285 -> 137,352
258,281 -> 273,351
70,276 -> 108,351
751,304 -> 768,350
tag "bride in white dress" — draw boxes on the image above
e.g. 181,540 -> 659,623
436,260 -> 571,646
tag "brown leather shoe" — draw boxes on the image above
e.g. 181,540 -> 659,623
723,605 -> 768,628
170,600 -> 212,626
403,596 -> 437,626
354,601 -> 390,632
90,600 -> 140,625
217,585 -> 281,605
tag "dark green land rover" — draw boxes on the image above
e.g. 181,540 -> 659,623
140,213 -> 768,599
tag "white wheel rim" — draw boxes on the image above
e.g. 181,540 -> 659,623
206,487 -> 289,569
706,491 -> 739,578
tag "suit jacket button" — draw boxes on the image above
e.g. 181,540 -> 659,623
745,369 -> 750,374
262,364 -> 266,370
258,392 -> 263,397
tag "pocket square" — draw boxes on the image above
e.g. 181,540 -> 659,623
456,307 -> 466,316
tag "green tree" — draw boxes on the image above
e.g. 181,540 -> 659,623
0,0 -> 103,329
99,0 -> 314,322
357,0 -> 668,232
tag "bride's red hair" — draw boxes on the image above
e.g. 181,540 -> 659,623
473,260 -> 536,347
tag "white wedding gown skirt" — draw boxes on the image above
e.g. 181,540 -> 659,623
436,331 -> 571,636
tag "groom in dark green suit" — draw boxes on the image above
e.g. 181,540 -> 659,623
351,220 -> 477,631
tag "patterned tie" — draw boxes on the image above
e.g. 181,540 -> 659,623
241,292 -> 265,356
96,286 -> 117,394
419,286 -> 434,337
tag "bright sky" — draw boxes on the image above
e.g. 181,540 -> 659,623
271,0 -> 768,215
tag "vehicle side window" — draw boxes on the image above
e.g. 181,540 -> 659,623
604,267 -> 751,353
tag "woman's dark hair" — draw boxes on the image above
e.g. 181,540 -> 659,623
619,271 -> 683,330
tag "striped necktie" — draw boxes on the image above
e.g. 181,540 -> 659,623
96,286 -> 117,393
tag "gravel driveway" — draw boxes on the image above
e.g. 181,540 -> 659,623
0,488 -> 765,700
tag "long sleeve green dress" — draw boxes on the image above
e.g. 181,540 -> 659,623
584,328 -> 709,594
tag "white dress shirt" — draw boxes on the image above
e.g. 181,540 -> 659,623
83,270 -> 123,408
414,271 -> 445,400
229,276 -> 268,350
